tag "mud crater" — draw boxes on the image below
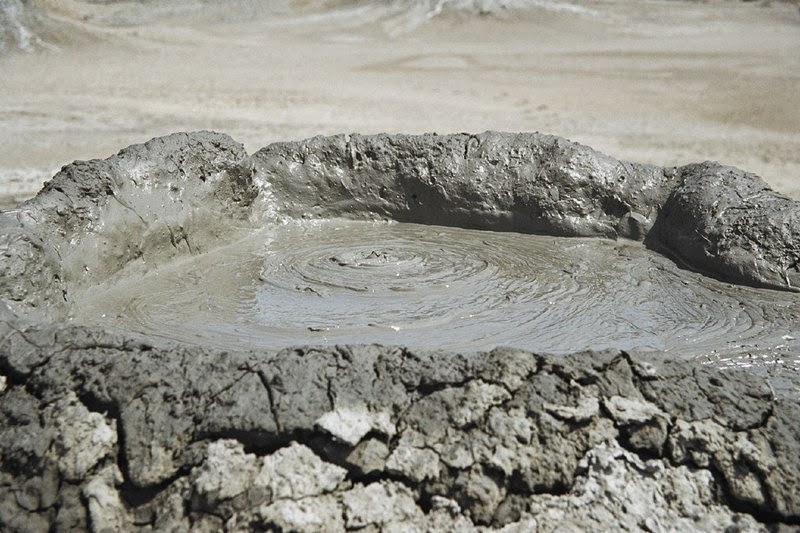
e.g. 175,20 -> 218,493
2,131 -> 800,531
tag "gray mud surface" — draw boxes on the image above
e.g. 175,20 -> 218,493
72,221 -> 800,375
1,131 -> 799,531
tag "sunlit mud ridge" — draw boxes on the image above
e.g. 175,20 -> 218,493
1,131 -> 799,530
2,131 -> 799,319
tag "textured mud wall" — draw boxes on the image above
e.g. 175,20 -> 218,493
0,132 -> 256,320
655,162 -> 800,291
252,132 -> 671,238
253,132 -> 800,291
1,326 -> 798,531
1,131 -> 799,531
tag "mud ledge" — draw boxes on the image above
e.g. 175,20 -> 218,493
1,131 -> 799,530
1,324 -> 799,531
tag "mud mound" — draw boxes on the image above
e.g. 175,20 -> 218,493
1,131 -> 799,530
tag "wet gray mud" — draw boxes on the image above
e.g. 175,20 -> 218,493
1,131 -> 799,531
74,220 -> 800,366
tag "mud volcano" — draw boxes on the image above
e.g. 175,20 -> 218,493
1,131 -> 799,531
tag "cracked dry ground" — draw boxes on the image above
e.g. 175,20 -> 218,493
1,323 -> 799,531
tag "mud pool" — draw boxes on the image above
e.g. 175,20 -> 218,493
72,219 -> 800,366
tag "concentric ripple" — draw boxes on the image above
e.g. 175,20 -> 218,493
72,219 -> 800,367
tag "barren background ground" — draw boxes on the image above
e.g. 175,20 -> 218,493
0,0 -> 798,209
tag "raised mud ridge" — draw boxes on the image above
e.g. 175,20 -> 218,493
1,131 -> 799,531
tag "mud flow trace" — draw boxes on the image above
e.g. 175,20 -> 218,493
0,131 -> 798,531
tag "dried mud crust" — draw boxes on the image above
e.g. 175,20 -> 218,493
1,131 -> 800,530
0,324 -> 798,531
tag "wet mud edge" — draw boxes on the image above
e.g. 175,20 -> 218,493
0,131 -> 799,531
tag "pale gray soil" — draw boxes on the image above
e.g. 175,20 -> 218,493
1,0 -> 799,207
